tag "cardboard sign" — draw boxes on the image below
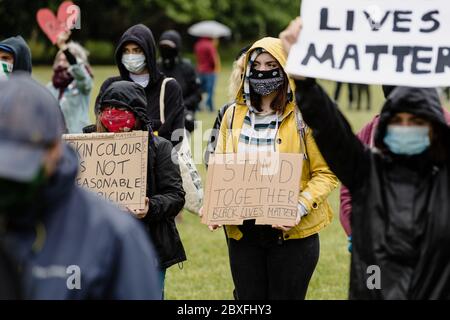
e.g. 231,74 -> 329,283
63,131 -> 148,210
37,1 -> 80,44
286,0 -> 450,87
202,153 -> 302,226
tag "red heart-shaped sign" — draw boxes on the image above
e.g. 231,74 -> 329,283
36,1 -> 78,44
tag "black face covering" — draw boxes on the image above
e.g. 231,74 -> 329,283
160,46 -> 178,69
249,68 -> 284,96
0,168 -> 47,216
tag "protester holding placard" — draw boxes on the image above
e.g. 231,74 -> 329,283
282,17 -> 450,299
95,80 -> 186,298
0,75 -> 161,299
95,24 -> 185,145
47,31 -> 93,134
207,37 -> 338,300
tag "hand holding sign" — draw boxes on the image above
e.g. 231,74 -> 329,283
37,1 -> 80,44
280,17 -> 304,80
280,17 -> 303,57
199,206 -> 222,232
128,197 -> 150,219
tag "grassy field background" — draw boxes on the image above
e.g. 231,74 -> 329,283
33,65 -> 450,300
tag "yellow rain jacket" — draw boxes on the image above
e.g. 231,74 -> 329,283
215,37 -> 338,240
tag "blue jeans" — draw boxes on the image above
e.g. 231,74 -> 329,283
199,73 -> 217,112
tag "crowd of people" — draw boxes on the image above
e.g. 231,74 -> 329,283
0,14 -> 450,301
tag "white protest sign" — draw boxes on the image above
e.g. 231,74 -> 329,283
285,0 -> 450,87
202,153 -> 303,227
63,131 -> 148,210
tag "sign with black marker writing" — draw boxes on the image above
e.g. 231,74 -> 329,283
286,0 -> 450,87
202,153 -> 302,226
63,131 -> 148,210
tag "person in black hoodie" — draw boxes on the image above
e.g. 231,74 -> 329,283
0,35 -> 32,76
96,80 -> 186,298
158,30 -> 202,133
281,17 -> 450,299
95,24 -> 184,145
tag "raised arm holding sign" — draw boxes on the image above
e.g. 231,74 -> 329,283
282,13 -> 450,299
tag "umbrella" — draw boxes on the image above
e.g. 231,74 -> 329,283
188,20 -> 232,38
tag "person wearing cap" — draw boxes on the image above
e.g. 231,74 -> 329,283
95,24 -> 184,146
0,35 -> 32,79
282,17 -> 450,299
47,31 -> 93,134
158,30 -> 202,133
0,75 -> 160,300
95,80 -> 186,299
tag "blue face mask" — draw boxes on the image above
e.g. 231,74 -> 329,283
384,125 -> 431,155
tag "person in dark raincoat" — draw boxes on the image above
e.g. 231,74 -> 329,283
0,35 -> 32,78
0,75 -> 160,300
96,80 -> 186,298
158,30 -> 202,133
95,24 -> 184,145
282,17 -> 450,299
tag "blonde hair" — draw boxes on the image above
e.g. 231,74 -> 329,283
228,54 -> 246,101
96,117 -> 107,133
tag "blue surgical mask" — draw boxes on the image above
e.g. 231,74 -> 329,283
384,125 -> 430,155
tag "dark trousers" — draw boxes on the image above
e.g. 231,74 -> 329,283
228,226 -> 320,300
356,84 -> 371,110
334,82 -> 354,105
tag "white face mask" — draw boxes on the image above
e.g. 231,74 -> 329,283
122,54 -> 147,74
0,61 -> 13,80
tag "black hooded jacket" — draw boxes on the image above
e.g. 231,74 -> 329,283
99,81 -> 186,269
157,30 -> 202,115
295,80 -> 450,299
0,241 -> 21,299
0,36 -> 32,74
95,25 -> 184,144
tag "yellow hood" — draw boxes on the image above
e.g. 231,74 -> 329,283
235,37 -> 297,107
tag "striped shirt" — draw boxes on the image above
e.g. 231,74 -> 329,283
237,110 -> 281,153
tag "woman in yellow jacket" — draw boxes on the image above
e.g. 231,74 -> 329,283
208,37 -> 338,300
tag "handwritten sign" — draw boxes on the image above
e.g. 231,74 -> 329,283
63,131 -> 148,210
202,153 -> 302,226
286,0 -> 450,87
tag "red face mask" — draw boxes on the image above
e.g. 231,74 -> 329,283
100,107 -> 136,133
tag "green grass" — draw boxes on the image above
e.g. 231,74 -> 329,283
32,65 -> 450,300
